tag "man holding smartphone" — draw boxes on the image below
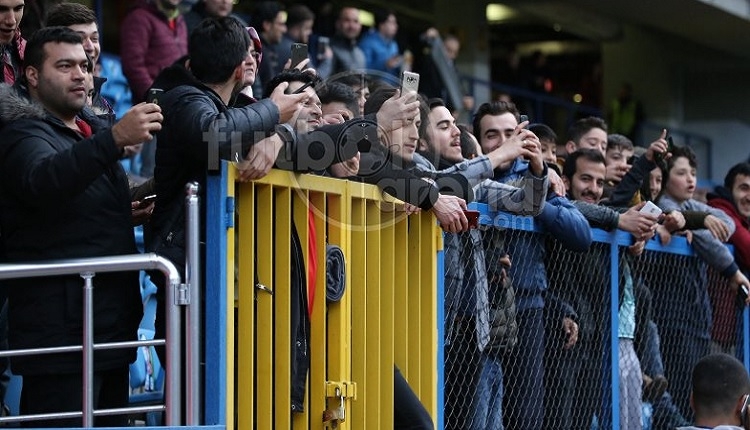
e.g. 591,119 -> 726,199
0,27 -> 162,425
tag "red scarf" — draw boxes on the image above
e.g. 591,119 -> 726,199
75,118 -> 92,138
2,29 -> 25,84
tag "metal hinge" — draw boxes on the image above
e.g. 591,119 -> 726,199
176,282 -> 190,305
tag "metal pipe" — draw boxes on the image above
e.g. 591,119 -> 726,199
185,182 -> 201,425
0,339 -> 164,358
0,405 -> 166,425
166,264 -> 182,427
81,273 -> 95,427
0,254 -> 180,283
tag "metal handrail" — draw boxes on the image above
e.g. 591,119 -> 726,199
0,253 -> 181,426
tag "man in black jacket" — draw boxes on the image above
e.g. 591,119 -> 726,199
0,26 -> 162,426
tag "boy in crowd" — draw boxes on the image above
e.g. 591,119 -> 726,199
655,145 -> 750,420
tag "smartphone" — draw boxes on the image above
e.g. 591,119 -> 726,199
655,134 -> 674,164
464,209 -> 480,229
317,36 -> 330,61
639,201 -> 663,217
741,394 -> 750,429
147,88 -> 163,105
400,71 -> 420,95
290,43 -> 308,68
138,194 -> 157,208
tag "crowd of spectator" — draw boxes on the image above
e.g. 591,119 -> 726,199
0,1 -> 749,429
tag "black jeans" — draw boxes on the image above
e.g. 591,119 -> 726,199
394,365 -> 434,430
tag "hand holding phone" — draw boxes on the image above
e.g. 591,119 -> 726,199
639,201 -> 663,217
137,194 -> 157,209
464,210 -> 480,229
147,88 -> 163,105
400,71 -> 420,96
655,135 -> 674,164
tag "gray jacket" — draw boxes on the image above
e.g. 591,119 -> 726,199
658,194 -> 739,277
416,153 -> 545,351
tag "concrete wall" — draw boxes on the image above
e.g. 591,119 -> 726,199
601,23 -> 750,183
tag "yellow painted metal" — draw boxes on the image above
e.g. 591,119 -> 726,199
232,168 -> 440,429
225,167 -> 237,430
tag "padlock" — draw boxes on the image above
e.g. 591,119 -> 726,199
322,389 -> 346,424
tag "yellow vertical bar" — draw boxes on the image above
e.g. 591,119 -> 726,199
421,214 -> 440,419
275,187 -> 293,429
393,212 -> 410,371
349,198 -> 367,429
255,184 -> 275,430
225,168 -> 237,430
365,202 -> 382,429
326,189 -> 353,429
407,215 -> 423,384
236,181 -> 254,429
380,206 -> 395,427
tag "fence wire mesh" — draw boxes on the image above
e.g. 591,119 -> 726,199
442,223 -> 747,430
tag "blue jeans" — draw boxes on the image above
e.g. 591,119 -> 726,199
641,320 -> 665,377
501,308 -> 545,430
470,353 -> 504,430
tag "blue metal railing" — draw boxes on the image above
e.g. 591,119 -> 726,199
434,201 -> 750,429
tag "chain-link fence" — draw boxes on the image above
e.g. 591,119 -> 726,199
441,217 -> 748,430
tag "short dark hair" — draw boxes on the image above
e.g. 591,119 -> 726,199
189,17 -> 250,85
528,123 -> 556,143
417,97 -> 447,147
46,2 -> 97,27
567,116 -> 608,145
24,26 -> 84,71
262,69 -> 321,99
665,144 -> 697,174
251,1 -> 284,29
562,148 -> 605,180
363,86 -> 397,115
607,133 -> 634,152
458,124 -> 479,160
373,8 -> 395,27
472,100 -> 520,138
318,82 -> 359,118
724,162 -> 750,191
286,4 -> 314,29
692,353 -> 750,419
334,72 -> 369,89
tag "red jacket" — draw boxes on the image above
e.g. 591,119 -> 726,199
708,190 -> 750,271
120,0 -> 187,103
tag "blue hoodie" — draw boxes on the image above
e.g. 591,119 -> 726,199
496,158 -> 592,310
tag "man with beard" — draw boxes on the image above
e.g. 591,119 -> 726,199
0,26 -> 162,425
416,98 -> 549,429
